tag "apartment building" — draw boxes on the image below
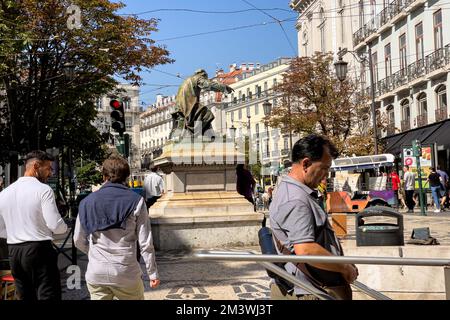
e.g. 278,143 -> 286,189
140,94 -> 175,169
227,58 -> 295,175
94,83 -> 142,169
352,0 -> 450,168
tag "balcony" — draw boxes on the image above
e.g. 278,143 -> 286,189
352,0 -> 413,47
435,107 -> 449,122
405,0 -> 426,12
386,123 -> 396,136
401,119 -> 411,132
415,114 -> 428,127
363,44 -> 450,98
426,46 -> 450,78
391,69 -> 408,90
407,58 -> 426,85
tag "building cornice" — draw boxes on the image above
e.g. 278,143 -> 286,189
290,0 -> 314,15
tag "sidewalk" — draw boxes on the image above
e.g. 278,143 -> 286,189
57,212 -> 450,300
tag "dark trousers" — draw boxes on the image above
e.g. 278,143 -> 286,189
405,190 -> 415,211
145,196 -> 161,209
8,240 -> 61,300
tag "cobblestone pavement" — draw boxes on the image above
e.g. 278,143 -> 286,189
58,210 -> 450,300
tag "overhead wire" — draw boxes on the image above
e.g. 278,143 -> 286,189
240,0 -> 297,55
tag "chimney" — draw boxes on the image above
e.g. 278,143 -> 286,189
256,63 -> 261,69
215,68 -> 224,77
229,63 -> 237,72
240,63 -> 247,70
248,63 -> 254,71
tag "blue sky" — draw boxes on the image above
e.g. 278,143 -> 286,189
118,0 -> 298,107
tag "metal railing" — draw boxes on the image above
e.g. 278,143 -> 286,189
367,45 -> 450,97
415,114 -> 428,127
436,107 -> 448,122
401,119 -> 411,131
353,0 -> 413,46
194,250 -> 450,300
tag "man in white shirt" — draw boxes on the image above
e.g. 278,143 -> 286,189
0,150 -> 68,300
143,166 -> 165,209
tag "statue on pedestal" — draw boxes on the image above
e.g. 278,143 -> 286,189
169,69 -> 234,141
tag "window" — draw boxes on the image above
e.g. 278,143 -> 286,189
399,33 -> 407,72
371,51 -> 378,83
124,97 -> 131,110
415,22 -> 424,61
284,137 -> 289,150
417,93 -> 427,116
338,0 -> 345,45
255,123 -> 260,138
319,7 -> 326,53
437,85 -> 447,110
401,100 -> 410,121
238,109 -> 242,120
96,98 -> 102,110
246,106 -> 250,118
256,85 -> 261,97
359,0 -> 365,28
125,117 -> 132,130
230,111 -> 234,122
434,10 -> 443,50
255,103 -> 259,115
387,105 -> 394,124
385,43 -> 392,78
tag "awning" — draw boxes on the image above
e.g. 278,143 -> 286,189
422,119 -> 450,148
383,120 -> 449,155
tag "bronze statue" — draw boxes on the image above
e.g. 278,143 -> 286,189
169,69 -> 234,141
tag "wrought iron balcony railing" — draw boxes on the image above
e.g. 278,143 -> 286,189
408,58 -> 426,80
435,107 -> 449,122
364,45 -> 450,97
415,114 -> 428,127
386,123 -> 396,136
353,0 -> 415,47
401,119 -> 411,132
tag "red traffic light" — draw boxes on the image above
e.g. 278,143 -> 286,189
110,99 -> 121,109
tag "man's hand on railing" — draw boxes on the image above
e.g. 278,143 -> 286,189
342,264 -> 359,284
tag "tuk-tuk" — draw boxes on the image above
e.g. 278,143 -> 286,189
327,154 -> 397,214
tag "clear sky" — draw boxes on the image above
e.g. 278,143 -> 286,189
118,0 -> 298,107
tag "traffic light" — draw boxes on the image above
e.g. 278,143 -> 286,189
412,139 -> 422,157
110,99 -> 125,136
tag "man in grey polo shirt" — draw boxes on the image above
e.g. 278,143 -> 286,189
269,134 -> 358,300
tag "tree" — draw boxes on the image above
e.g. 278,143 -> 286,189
267,53 -> 385,156
76,161 -> 103,190
0,0 -> 173,181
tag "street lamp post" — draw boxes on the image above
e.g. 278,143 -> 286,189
335,47 -> 379,155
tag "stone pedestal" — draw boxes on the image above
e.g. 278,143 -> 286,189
149,141 -> 263,251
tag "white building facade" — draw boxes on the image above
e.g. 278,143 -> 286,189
353,0 -> 450,168
227,58 -> 295,175
140,94 -> 175,169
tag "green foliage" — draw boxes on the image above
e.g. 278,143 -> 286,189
268,53 -> 385,156
0,0 -> 173,166
76,161 -> 103,189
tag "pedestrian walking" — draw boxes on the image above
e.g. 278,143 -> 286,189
269,134 -> 358,300
436,166 -> 449,210
389,169 -> 401,208
74,155 -> 160,300
403,165 -> 416,213
143,166 -> 165,209
0,150 -> 68,300
428,167 -> 442,213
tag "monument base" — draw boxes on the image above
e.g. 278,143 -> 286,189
149,141 -> 262,251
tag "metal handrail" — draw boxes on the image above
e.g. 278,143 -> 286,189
194,250 -> 450,300
195,251 -> 450,267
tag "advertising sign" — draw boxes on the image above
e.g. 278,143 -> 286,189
402,144 -> 434,189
